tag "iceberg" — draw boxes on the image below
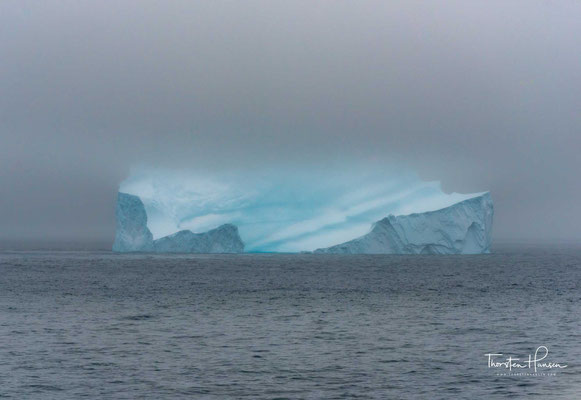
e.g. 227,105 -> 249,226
315,192 -> 493,254
113,167 -> 493,254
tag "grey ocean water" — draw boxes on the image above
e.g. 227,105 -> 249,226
1,247 -> 580,399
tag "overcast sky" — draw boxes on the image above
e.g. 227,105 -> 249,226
1,0 -> 580,247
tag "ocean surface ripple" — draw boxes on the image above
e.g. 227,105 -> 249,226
0,246 -> 580,399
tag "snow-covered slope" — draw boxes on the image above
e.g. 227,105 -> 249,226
315,193 -> 493,254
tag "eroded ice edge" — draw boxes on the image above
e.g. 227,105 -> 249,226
113,168 -> 493,254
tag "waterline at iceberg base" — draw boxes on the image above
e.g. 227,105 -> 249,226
112,169 -> 493,254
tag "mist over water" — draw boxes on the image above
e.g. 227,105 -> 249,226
1,1 -> 580,246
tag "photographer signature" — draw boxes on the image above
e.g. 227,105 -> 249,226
485,346 -> 567,373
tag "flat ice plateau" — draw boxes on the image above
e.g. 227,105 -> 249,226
113,168 -> 493,253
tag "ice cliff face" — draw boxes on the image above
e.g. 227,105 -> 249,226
315,193 -> 493,254
113,193 -> 154,252
113,192 -> 244,253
